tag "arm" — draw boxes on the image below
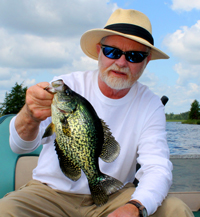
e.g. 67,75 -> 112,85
109,103 -> 172,216
131,105 -> 172,215
10,82 -> 54,153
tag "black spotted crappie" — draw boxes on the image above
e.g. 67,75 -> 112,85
43,79 -> 123,206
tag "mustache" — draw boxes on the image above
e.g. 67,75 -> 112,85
105,64 -> 131,74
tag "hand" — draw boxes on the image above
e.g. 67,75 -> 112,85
15,82 -> 54,141
25,82 -> 54,122
107,204 -> 139,217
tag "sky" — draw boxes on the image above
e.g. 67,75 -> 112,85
0,0 -> 200,114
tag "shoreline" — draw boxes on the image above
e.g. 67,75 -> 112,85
170,154 -> 200,159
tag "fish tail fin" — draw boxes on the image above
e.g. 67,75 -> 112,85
89,174 -> 124,206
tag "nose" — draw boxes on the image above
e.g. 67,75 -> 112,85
115,54 -> 128,68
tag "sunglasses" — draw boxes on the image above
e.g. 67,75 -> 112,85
100,44 -> 149,63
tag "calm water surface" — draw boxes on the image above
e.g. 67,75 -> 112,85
167,122 -> 200,155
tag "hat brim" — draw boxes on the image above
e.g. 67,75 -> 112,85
80,29 -> 169,61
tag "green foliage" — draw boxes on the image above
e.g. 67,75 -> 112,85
0,82 -> 27,115
188,100 -> 200,120
182,119 -> 200,125
166,99 -> 200,124
166,99 -> 200,122
165,111 -> 189,121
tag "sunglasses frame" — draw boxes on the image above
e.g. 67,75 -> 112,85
100,44 -> 149,63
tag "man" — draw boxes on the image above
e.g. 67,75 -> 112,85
0,8 -> 194,217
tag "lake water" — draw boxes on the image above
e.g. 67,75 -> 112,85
167,122 -> 200,155
167,122 -> 200,192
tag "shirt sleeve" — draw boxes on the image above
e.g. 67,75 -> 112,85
131,103 -> 173,215
9,115 -> 52,154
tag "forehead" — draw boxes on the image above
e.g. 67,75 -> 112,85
103,35 -> 149,51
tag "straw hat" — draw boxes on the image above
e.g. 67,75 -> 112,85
80,8 -> 169,60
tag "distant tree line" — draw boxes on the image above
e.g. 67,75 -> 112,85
1,83 -> 200,124
165,111 -> 189,120
166,99 -> 200,123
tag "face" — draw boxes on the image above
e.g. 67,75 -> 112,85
96,35 -> 151,91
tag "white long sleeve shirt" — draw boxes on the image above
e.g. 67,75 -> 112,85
9,70 -> 172,215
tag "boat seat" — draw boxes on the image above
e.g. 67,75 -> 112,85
15,156 -> 39,190
168,192 -> 200,212
0,114 -> 42,198
1,107 -> 200,215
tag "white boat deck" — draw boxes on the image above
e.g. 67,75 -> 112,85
170,155 -> 200,192
169,155 -> 200,211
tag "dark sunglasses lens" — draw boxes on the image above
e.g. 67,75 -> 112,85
102,45 -> 148,63
126,51 -> 147,63
103,47 -> 122,59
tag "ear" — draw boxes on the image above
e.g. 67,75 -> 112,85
146,53 -> 152,64
96,43 -> 101,55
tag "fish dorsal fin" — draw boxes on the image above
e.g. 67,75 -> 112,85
42,123 -> 55,138
99,119 -> 120,163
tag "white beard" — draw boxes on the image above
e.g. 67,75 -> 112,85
98,62 -> 142,90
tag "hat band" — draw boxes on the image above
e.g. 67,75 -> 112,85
104,23 -> 154,45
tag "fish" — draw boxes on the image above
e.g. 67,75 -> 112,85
43,79 -> 124,206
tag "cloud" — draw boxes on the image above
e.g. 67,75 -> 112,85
0,69 -> 34,103
163,82 -> 200,113
0,0 -> 117,70
139,69 -> 159,89
0,68 -> 35,90
0,0 -> 118,103
72,56 -> 98,72
144,78 -> 200,113
51,56 -> 98,76
0,0 -> 117,37
164,21 -> 200,65
139,67 -> 200,113
162,20 -> 200,112
173,63 -> 200,85
163,20 -> 200,86
0,28 -> 75,69
171,0 -> 200,11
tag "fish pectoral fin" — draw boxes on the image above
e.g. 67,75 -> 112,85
100,119 -> 120,163
61,119 -> 71,137
54,140 -> 81,181
42,123 -> 55,138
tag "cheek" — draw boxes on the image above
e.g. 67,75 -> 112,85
129,61 -> 147,76
98,51 -> 115,70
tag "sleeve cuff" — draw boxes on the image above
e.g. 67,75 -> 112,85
9,116 -> 41,154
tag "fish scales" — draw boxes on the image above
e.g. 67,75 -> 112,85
43,79 -> 124,206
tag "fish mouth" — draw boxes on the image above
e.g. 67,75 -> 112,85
58,108 -> 67,114
44,86 -> 57,94
53,103 -> 67,114
56,105 -> 73,114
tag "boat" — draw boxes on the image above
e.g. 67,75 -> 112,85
0,111 -> 199,216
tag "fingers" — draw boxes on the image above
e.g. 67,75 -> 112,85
36,82 -> 50,89
25,82 -> 54,122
